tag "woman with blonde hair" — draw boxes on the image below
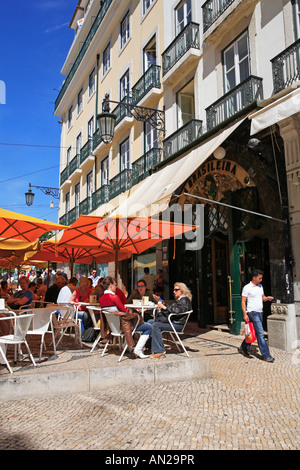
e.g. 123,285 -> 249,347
70,276 -> 92,333
151,282 -> 192,358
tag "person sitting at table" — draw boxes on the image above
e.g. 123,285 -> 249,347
36,277 -> 47,300
44,275 -> 66,304
99,276 -> 145,354
57,277 -> 78,304
28,281 -> 40,301
150,282 -> 192,359
69,276 -> 92,333
94,278 -> 104,300
127,279 -> 156,321
6,277 -> 34,309
0,280 -> 13,299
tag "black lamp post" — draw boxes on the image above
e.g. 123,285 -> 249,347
25,186 -> 35,206
96,93 -> 165,144
96,96 -> 117,144
25,183 -> 59,206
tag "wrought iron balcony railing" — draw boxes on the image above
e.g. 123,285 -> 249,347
271,38 -> 300,94
92,185 -> 110,211
109,169 -> 132,200
162,22 -> 200,76
80,138 -> 93,165
202,0 -> 235,33
59,207 -> 77,226
131,64 -> 161,105
163,119 -> 203,160
206,75 -> 263,131
132,148 -> 162,185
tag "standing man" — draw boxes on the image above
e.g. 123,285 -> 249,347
89,269 -> 100,288
238,269 -> 275,362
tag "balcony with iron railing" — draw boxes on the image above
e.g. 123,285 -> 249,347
92,185 -> 110,211
162,22 -> 200,83
202,0 -> 258,45
132,148 -> 162,185
202,0 -> 235,33
271,38 -> 300,95
163,119 -> 203,161
206,75 -> 263,131
59,207 -> 77,226
131,64 -> 161,106
109,169 -> 132,201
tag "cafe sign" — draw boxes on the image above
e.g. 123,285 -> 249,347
180,159 -> 254,204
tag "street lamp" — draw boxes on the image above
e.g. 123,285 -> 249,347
25,183 -> 59,206
96,93 -> 165,144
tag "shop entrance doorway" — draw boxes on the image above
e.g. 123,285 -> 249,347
211,234 -> 229,324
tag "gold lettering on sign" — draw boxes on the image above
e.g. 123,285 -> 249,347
179,159 -> 254,206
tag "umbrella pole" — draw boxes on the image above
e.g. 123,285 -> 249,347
115,251 -> 118,281
46,261 -> 50,288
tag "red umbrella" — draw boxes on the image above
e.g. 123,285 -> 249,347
59,214 -> 197,279
28,240 -> 131,277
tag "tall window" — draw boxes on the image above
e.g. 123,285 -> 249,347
120,70 -> 130,100
175,0 -> 192,35
145,121 -> 158,152
103,43 -> 111,76
143,35 -> 156,72
87,171 -> 93,211
76,133 -> 82,156
67,146 -> 72,166
293,0 -> 300,39
120,11 -> 130,49
223,32 -> 250,93
89,68 -> 96,97
77,89 -> 83,115
177,80 -> 194,127
75,183 -> 80,218
143,0 -> 155,16
120,138 -> 130,171
67,106 -> 73,130
101,156 -> 109,185
65,191 -> 70,213
88,117 -> 94,138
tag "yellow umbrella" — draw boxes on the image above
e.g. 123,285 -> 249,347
0,208 -> 67,242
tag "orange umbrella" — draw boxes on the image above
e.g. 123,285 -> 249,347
28,240 -> 131,277
59,214 -> 197,279
0,208 -> 67,242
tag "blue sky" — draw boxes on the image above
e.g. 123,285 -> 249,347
0,1 -> 75,223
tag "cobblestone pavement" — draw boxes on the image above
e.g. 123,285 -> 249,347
0,329 -> 299,451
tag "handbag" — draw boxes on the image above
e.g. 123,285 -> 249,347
244,321 -> 256,343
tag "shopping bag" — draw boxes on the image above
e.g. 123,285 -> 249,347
244,321 -> 256,343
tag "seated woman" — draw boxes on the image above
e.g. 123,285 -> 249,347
151,282 -> 192,358
0,280 -> 13,299
69,277 -> 92,333
6,277 -> 33,310
99,276 -> 148,356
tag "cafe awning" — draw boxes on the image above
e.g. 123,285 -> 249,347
249,87 -> 300,135
113,116 -> 247,217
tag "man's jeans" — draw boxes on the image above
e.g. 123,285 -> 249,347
241,311 -> 271,359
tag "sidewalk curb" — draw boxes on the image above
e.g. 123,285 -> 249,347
0,356 -> 210,402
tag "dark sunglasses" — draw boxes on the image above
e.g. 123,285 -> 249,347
173,288 -> 180,292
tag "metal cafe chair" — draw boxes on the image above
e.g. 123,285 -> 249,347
0,313 -> 37,374
161,310 -> 193,357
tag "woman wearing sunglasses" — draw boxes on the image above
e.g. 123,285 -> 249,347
151,282 -> 192,358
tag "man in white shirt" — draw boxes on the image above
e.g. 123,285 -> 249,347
238,270 -> 274,362
57,277 -> 78,304
89,269 -> 100,288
